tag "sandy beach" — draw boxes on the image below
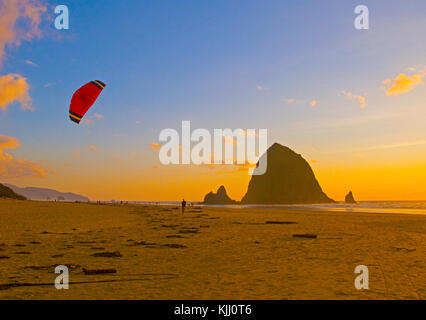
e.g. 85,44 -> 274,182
0,199 -> 425,300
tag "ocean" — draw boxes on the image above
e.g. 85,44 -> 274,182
127,201 -> 426,215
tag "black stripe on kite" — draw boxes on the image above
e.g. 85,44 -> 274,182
69,116 -> 81,124
91,81 -> 103,90
69,110 -> 83,118
95,80 -> 106,88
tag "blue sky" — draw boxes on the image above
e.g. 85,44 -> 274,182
1,0 -> 426,200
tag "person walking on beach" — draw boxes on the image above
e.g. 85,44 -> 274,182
181,199 -> 187,214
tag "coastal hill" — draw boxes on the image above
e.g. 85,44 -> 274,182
3,183 -> 89,202
0,183 -> 26,200
241,143 -> 334,204
203,185 -> 237,204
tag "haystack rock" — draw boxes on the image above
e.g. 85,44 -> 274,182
241,143 -> 334,204
203,185 -> 237,205
345,191 -> 357,204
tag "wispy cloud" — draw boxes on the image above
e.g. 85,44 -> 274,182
82,113 -> 104,125
85,145 -> 98,152
256,85 -> 268,91
365,140 -> 426,151
284,98 -> 296,104
382,72 -> 425,96
341,91 -> 367,108
0,74 -> 33,111
150,142 -> 162,150
0,134 -> 51,178
0,0 -> 46,67
25,59 -> 38,67
92,113 -> 104,120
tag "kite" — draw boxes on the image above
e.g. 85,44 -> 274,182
69,80 -> 106,124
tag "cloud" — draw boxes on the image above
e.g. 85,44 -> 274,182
92,113 -> 103,120
150,142 -> 161,150
82,113 -> 104,125
284,98 -> 296,104
256,85 -> 268,91
82,118 -> 93,125
310,100 -> 317,107
85,145 -> 98,152
365,140 -> 426,151
0,0 -> 46,67
382,73 -> 424,96
0,134 -> 50,178
0,134 -> 20,149
25,59 -> 38,67
341,91 -> 367,108
0,74 -> 33,110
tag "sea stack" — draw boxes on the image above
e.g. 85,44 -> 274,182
345,191 -> 357,204
241,143 -> 334,204
203,185 -> 237,205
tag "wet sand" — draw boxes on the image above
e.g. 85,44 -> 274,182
0,199 -> 425,299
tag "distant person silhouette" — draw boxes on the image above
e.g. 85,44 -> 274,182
181,199 -> 187,214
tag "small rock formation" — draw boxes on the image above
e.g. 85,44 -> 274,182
241,143 -> 334,204
345,191 -> 357,204
0,183 -> 26,200
203,185 -> 237,204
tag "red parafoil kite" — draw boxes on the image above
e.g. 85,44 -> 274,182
69,80 -> 106,124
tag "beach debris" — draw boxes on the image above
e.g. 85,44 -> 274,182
268,221 -> 293,225
51,254 -> 64,258
178,228 -> 199,234
29,241 -> 41,244
161,224 -> 180,228
393,247 -> 416,252
161,244 -> 187,249
24,264 -> 80,272
0,255 -> 10,259
166,235 -> 184,238
13,244 -> 26,247
90,247 -> 105,250
91,251 -> 122,258
14,251 -> 31,255
82,268 -> 117,275
292,234 -> 317,239
266,221 -> 297,225
130,240 -> 157,246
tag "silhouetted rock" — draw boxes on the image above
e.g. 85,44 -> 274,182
241,143 -> 334,204
345,191 -> 357,204
203,186 -> 237,204
0,183 -> 26,200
